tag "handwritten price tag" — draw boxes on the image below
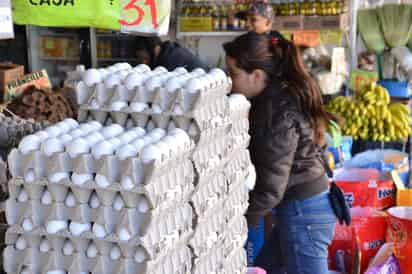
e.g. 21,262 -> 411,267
349,69 -> 378,92
120,0 -> 171,35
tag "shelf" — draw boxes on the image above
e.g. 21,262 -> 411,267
40,56 -> 80,62
97,58 -> 139,62
96,33 -> 136,39
177,31 -> 246,38
39,31 -> 78,38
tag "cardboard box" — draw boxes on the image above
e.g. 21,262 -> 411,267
0,63 -> 24,94
4,70 -> 51,102
180,16 -> 213,32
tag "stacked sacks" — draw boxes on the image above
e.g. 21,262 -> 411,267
5,120 -> 194,274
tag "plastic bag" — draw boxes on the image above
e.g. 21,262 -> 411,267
365,255 -> 401,274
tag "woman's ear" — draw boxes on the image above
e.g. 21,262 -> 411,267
252,69 -> 267,83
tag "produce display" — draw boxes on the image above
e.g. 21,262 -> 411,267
3,63 -> 253,274
326,83 -> 411,141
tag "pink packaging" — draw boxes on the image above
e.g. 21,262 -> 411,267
247,267 -> 267,274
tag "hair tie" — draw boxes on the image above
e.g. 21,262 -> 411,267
271,37 -> 279,47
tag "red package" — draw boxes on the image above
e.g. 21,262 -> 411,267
335,168 -> 395,210
329,207 -> 388,274
387,207 -> 412,273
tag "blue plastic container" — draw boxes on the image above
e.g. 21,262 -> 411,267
378,80 -> 409,98
246,218 -> 265,266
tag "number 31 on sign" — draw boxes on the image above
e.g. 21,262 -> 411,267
120,0 -> 171,35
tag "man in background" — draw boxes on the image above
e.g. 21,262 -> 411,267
135,36 -> 209,71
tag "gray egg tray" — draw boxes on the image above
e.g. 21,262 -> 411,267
3,237 -> 192,274
191,243 -> 224,274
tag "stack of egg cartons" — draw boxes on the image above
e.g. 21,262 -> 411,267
4,118 -> 194,274
4,63 -> 253,274
220,94 -> 254,274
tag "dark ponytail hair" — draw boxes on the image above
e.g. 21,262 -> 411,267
224,32 -> 329,145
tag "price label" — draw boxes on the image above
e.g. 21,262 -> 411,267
120,0 -> 171,35
293,30 -> 320,48
349,69 -> 378,92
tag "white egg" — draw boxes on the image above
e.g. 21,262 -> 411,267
56,122 -> 71,134
72,173 -> 93,186
15,236 -> 27,250
165,77 -> 183,94
85,132 -> 104,145
150,128 -> 166,139
19,135 -> 41,155
41,189 -> 53,205
113,194 -> 125,211
125,72 -> 145,90
92,223 -> 107,238
210,68 -> 226,78
64,118 -> 79,129
69,128 -> 84,139
41,137 -> 64,157
46,220 -> 68,234
135,64 -> 151,73
17,188 -> 29,202
40,238 -> 50,253
98,68 -> 109,79
129,102 -> 148,112
70,222 -> 91,236
134,247 -> 147,263
154,66 -> 168,73
132,127 -> 146,137
105,74 -> 121,89
173,67 -> 188,75
155,141 -> 169,159
46,271 -> 66,274
141,145 -> 161,164
185,78 -> 204,94
86,242 -> 98,258
63,240 -> 74,255
110,245 -> 122,260
79,123 -> 95,135
118,228 -> 131,241
108,138 -> 122,148
65,192 -> 76,207
138,197 -> 150,213
119,133 -> 135,144
89,192 -> 100,209
35,130 -> 49,142
24,170 -> 36,183
95,174 -> 111,188
121,176 -> 135,190
87,121 -> 103,131
48,172 -> 69,184
163,135 -> 179,155
117,70 -> 129,81
151,104 -> 163,113
83,69 -> 102,87
66,138 -> 90,158
102,124 -> 124,139
116,145 -> 138,161
60,134 -> 73,144
131,138 -> 146,152
192,68 -> 206,76
145,76 -> 163,92
22,218 -> 33,232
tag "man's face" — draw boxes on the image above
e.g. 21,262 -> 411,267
247,14 -> 272,34
136,49 -> 151,65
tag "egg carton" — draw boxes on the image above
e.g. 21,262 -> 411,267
8,175 -> 194,217
190,173 -> 227,218
221,216 -> 248,258
5,215 -> 192,266
8,142 -> 194,183
5,198 -> 192,253
224,185 -> 249,222
189,203 -> 227,258
191,242 -> 224,274
228,118 -> 249,137
228,94 -> 251,118
5,197 -> 192,244
227,133 -> 251,155
77,74 -> 231,114
3,241 -> 192,274
220,247 -> 248,274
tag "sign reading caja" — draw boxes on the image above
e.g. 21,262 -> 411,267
11,0 -> 171,35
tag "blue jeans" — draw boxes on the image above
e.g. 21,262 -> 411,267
254,190 -> 336,274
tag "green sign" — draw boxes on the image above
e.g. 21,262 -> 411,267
349,69 -> 379,92
12,0 -> 121,30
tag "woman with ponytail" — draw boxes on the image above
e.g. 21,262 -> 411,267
224,32 -> 336,274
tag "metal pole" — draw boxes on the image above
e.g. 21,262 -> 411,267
349,0 -> 359,73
